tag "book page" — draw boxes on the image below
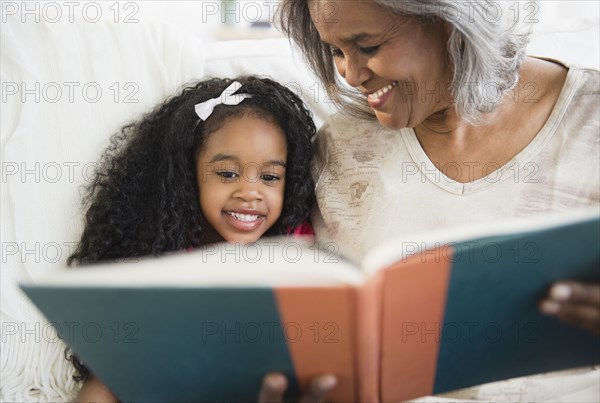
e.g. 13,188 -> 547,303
362,207 -> 600,274
24,237 -> 366,287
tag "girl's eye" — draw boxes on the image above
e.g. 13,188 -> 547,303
216,171 -> 238,181
261,174 -> 281,183
359,45 -> 380,55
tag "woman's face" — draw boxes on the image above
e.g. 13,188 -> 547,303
310,0 -> 453,129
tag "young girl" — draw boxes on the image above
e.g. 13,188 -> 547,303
66,76 -> 317,401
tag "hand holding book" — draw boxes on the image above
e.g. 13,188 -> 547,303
76,372 -> 340,403
253,280 -> 600,403
541,281 -> 600,335
258,373 -> 337,403
21,211 -> 600,402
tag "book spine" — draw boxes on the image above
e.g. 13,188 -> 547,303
379,249 -> 452,402
356,271 -> 386,402
274,287 -> 358,402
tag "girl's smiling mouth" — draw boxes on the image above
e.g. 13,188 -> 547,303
223,209 -> 266,231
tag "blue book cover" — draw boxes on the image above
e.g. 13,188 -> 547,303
21,211 -> 600,402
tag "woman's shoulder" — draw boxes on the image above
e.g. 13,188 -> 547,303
528,57 -> 598,97
528,58 -> 598,126
319,109 -> 380,133
312,108 -> 407,176
317,109 -> 396,148
548,58 -> 598,97
546,62 -> 599,160
560,63 -> 599,119
571,66 -> 599,97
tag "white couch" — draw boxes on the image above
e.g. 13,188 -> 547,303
2,7 -> 599,402
1,14 -> 334,401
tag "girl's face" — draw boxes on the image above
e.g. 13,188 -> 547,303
310,0 -> 453,129
196,114 -> 287,244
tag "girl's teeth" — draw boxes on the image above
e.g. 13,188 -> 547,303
368,82 -> 396,100
227,212 -> 261,222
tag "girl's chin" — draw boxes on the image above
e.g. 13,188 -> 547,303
224,234 -> 262,245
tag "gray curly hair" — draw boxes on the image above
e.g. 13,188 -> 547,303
278,0 -> 533,125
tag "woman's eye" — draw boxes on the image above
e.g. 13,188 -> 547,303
359,45 -> 380,55
216,171 -> 238,180
331,47 -> 344,58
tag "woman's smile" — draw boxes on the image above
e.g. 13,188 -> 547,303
311,0 -> 453,129
367,81 -> 397,109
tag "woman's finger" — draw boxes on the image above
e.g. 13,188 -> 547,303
541,298 -> 600,335
557,302 -> 600,335
258,372 -> 288,403
548,281 -> 600,305
299,374 -> 337,403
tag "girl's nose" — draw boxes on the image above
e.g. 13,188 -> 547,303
233,171 -> 263,202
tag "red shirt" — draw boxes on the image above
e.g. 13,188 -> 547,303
291,221 -> 315,237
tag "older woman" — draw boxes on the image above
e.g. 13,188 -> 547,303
259,0 -> 599,401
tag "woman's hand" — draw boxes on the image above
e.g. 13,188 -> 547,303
540,281 -> 600,335
258,372 -> 337,403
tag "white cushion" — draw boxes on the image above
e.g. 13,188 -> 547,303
1,14 -> 331,401
202,38 -> 335,129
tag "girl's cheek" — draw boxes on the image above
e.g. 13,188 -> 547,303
266,186 -> 285,207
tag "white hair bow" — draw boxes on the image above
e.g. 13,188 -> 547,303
194,81 -> 252,121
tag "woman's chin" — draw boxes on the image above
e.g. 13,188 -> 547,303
374,111 -> 409,130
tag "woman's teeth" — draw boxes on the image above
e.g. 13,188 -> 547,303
226,212 -> 262,221
368,82 -> 397,101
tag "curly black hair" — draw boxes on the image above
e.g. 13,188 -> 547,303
65,76 -> 317,382
67,76 -> 316,265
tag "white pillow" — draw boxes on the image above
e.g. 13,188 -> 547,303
202,38 -> 335,129
1,14 -> 332,401
1,15 -> 208,401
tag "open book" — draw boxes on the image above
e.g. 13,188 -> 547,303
21,210 -> 600,402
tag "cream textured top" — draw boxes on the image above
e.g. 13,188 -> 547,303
312,63 -> 599,402
313,64 -> 599,264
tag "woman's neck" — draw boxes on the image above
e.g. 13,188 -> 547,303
412,57 -> 568,183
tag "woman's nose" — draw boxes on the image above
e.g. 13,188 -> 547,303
338,54 -> 371,88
